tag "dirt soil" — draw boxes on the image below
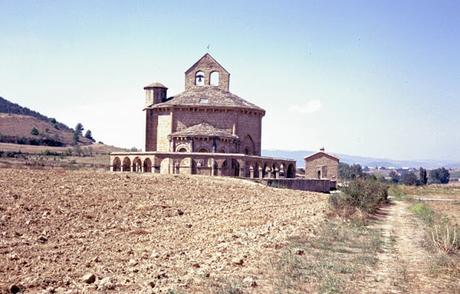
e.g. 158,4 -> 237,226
0,169 -> 328,293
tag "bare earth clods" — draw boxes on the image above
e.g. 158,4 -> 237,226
0,169 -> 327,293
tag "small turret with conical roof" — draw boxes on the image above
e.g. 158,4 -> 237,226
144,82 -> 168,107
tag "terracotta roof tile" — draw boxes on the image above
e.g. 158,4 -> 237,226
170,123 -> 239,139
150,86 -> 264,112
144,82 -> 168,89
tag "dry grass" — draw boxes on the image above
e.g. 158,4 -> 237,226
408,201 -> 460,286
269,220 -> 382,293
431,224 -> 459,254
394,183 -> 460,200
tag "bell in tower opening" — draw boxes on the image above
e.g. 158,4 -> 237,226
195,71 -> 205,86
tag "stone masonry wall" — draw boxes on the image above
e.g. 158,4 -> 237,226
184,54 -> 230,91
304,156 -> 339,180
145,110 -> 156,151
156,113 -> 172,152
236,112 -> 262,156
172,108 -> 262,155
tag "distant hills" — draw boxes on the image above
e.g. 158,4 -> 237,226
0,96 -> 92,146
262,150 -> 460,170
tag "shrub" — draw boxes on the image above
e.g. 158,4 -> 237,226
31,127 -> 39,136
84,130 -> 95,142
331,179 -> 388,214
64,148 -> 73,156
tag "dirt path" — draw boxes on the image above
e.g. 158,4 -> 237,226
364,200 -> 447,293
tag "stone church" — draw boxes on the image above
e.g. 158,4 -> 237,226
110,54 -> 296,178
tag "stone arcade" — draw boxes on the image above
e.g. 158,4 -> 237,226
110,54 -> 296,179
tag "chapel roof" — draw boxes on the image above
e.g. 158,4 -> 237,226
304,150 -> 340,162
169,122 -> 239,139
149,86 -> 265,112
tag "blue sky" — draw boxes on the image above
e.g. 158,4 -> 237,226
1,0 -> 459,161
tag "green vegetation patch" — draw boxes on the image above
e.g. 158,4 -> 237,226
388,185 -> 407,200
409,202 -> 435,225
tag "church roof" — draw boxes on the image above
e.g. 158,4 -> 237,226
144,82 -> 168,89
185,53 -> 229,75
149,86 -> 265,112
169,122 -> 239,139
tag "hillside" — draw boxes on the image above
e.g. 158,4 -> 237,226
0,96 -> 92,146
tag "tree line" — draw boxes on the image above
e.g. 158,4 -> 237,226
339,162 -> 450,185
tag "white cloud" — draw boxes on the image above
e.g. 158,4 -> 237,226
288,99 -> 322,114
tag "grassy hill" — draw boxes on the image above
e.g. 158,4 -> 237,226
0,96 -> 92,146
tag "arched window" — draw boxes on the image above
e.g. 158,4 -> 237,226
210,71 -> 219,86
198,148 -> 209,153
177,148 -> 188,152
195,71 -> 205,86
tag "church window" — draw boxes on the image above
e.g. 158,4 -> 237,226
210,71 -> 219,86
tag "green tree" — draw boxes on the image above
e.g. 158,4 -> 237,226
339,162 -> 364,180
401,171 -> 418,186
419,167 -> 428,185
73,123 -> 84,145
84,130 -> 95,142
31,127 -> 39,136
429,168 -> 450,184
75,123 -> 84,135
389,170 -> 400,183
